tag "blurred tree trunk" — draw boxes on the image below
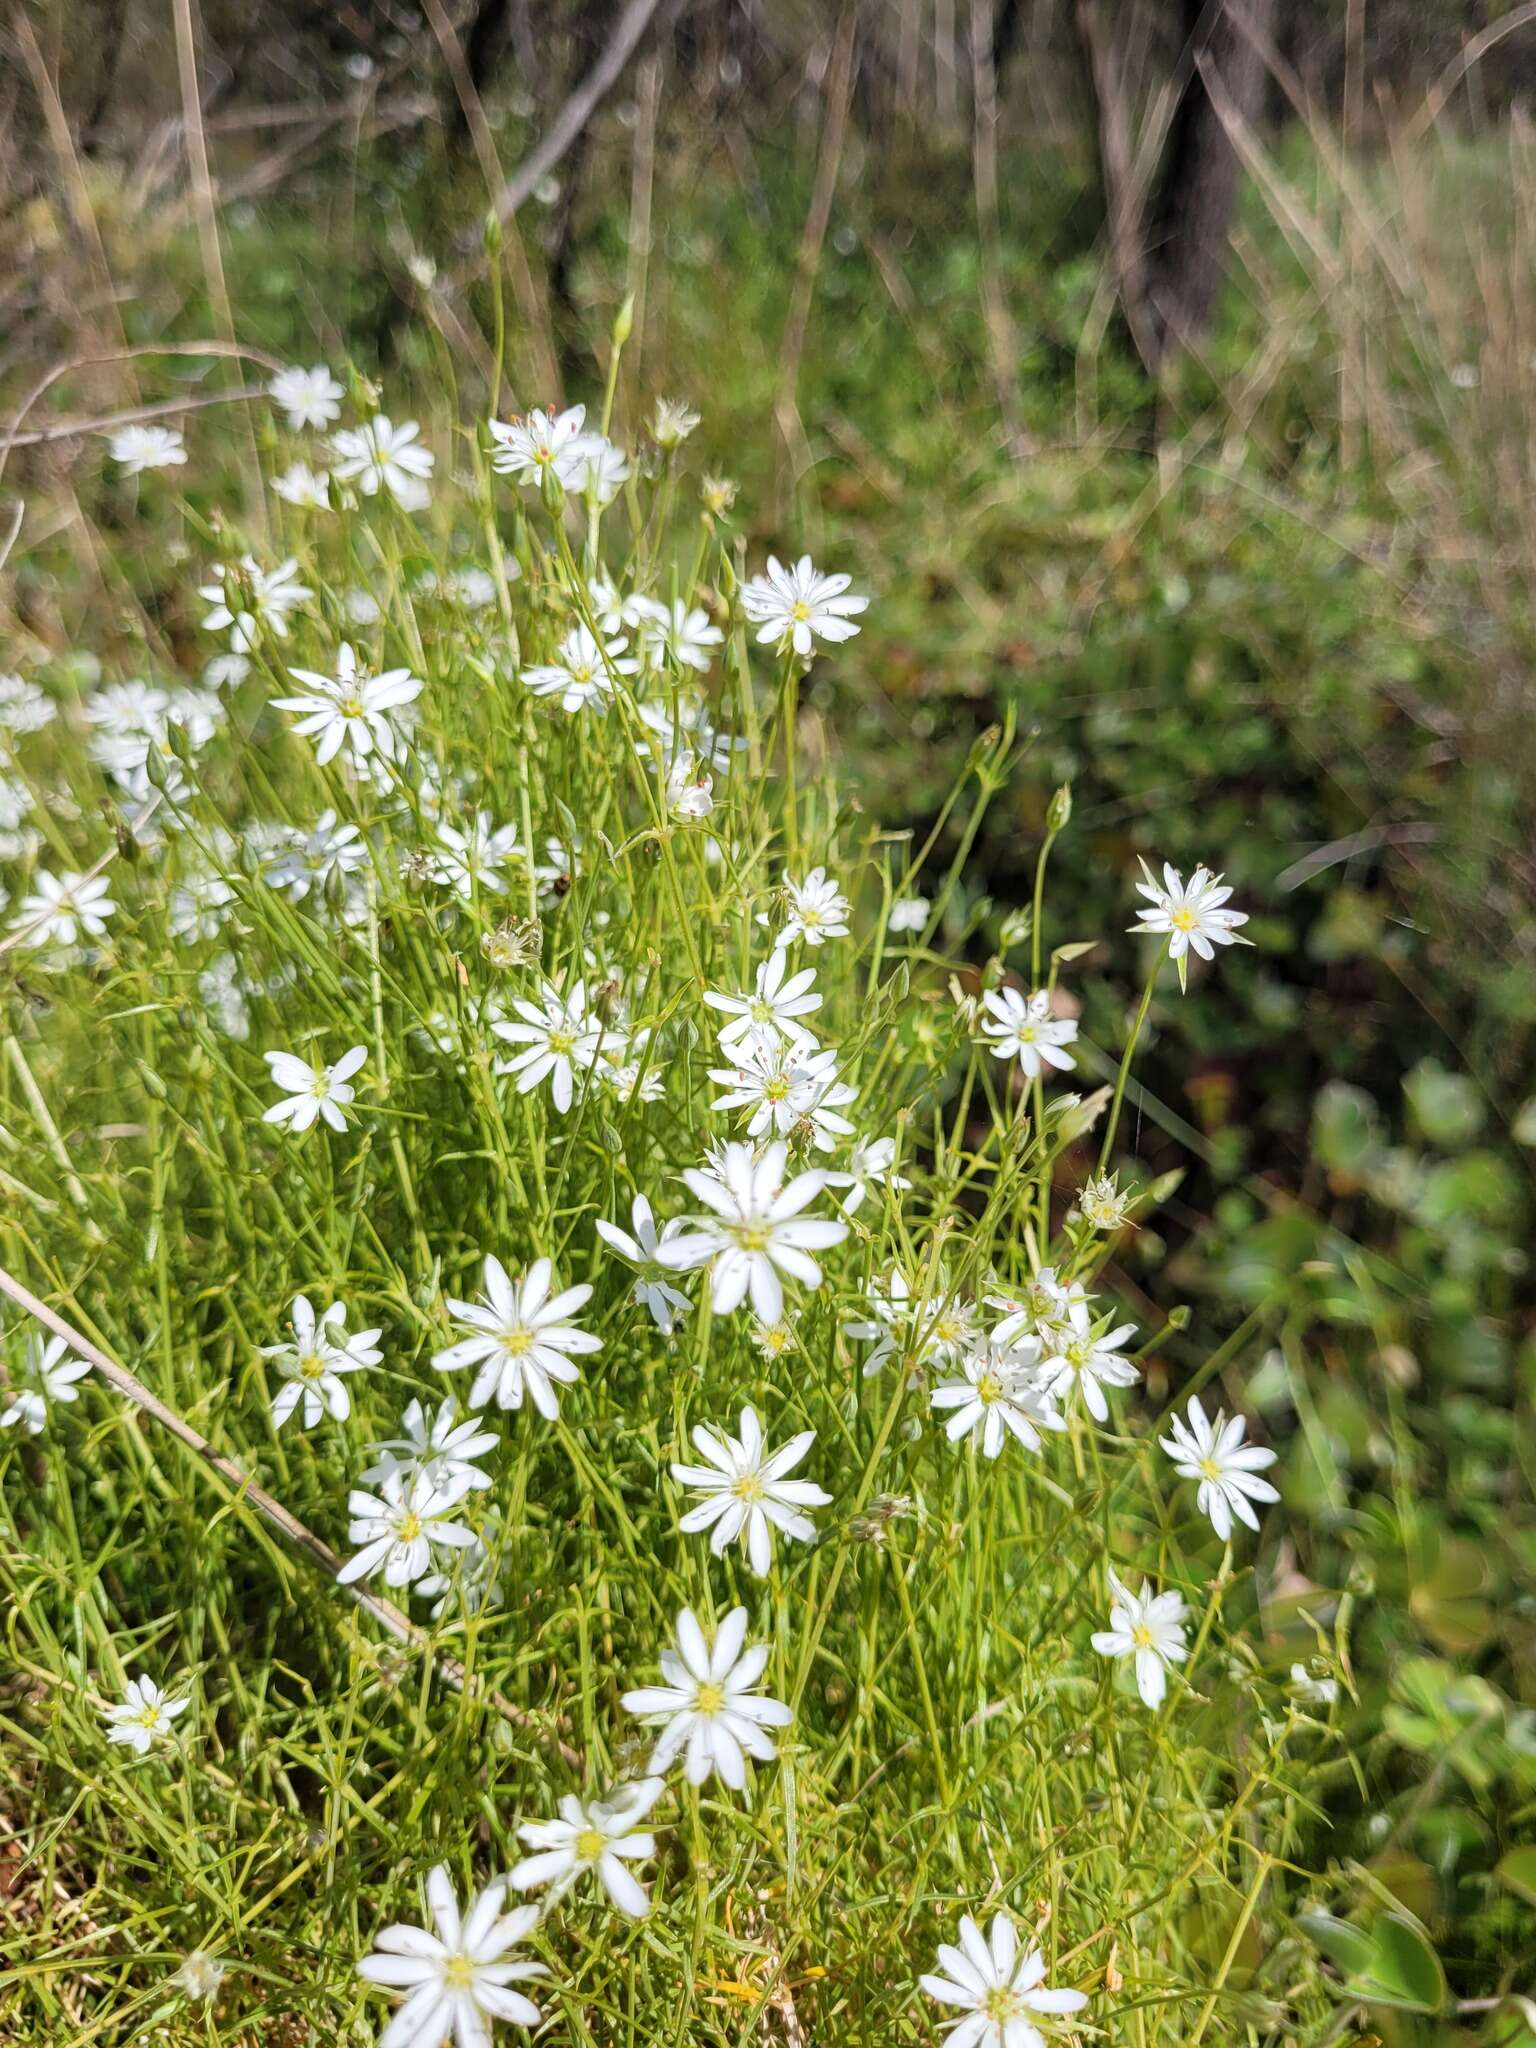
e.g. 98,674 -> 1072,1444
1078,0 -> 1277,374
1144,0 -> 1276,361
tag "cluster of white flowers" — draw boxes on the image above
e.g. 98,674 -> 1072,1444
3,383 -> 1306,2048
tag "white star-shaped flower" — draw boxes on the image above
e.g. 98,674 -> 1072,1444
522,624 -> 637,714
109,424 -> 187,474
921,1913 -> 1087,2048
670,1405 -> 831,1575
0,1333 -> 91,1436
594,1193 -> 693,1334
338,1471 -> 478,1591
433,1254 -> 599,1416
261,1294 -> 381,1429
269,363 -> 344,430
930,1337 -> 1066,1459
491,978 -> 601,1113
654,1139 -> 848,1323
1091,1569 -> 1189,1708
977,986 -> 1078,1080
702,946 -> 822,1054
776,867 -> 850,947
261,1044 -> 367,1134
103,1675 -> 190,1756
358,1864 -> 546,2044
330,416 -> 434,509
621,1606 -> 792,1790
487,404 -> 591,487
361,1397 -> 499,1503
9,870 -> 116,950
271,642 -> 421,768
740,553 -> 867,660
1159,1394 -> 1278,1540
1036,1308 -> 1139,1424
511,1778 -> 665,1918
1129,858 -> 1250,990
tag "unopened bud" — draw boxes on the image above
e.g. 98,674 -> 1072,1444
1048,783 -> 1072,833
612,292 -> 634,346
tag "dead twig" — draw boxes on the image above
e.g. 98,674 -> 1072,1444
420,0 -> 560,401
0,1266 -> 581,1769
0,341 -> 285,491
450,0 -> 669,289
773,8 -> 858,501
970,0 -> 1031,455
170,0 -> 267,538
1407,1 -> 1536,140
0,385 -> 271,452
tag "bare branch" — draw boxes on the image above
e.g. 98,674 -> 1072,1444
0,1265 -> 581,1767
452,0 -> 669,287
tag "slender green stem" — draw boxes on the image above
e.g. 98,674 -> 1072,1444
1098,945 -> 1167,1169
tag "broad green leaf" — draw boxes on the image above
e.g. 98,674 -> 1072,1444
1297,1909 -> 1375,1978
1349,1913 -> 1448,2014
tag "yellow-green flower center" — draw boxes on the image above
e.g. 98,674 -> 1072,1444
695,1681 -> 726,1715
298,1351 -> 328,1379
502,1327 -> 533,1357
575,1827 -> 605,1862
396,1511 -> 423,1542
442,1953 -> 476,1989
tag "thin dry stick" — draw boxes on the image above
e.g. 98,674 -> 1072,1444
0,1266 -> 580,1768
969,0 -> 1031,456
773,7 -> 858,499
0,500 -> 24,576
450,0 -> 667,286
9,10 -> 137,408
2,385 -> 272,452
419,0 -> 561,403
624,53 -> 664,403
1407,0 -> 1536,140
0,341 -> 285,490
170,0 -> 267,537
